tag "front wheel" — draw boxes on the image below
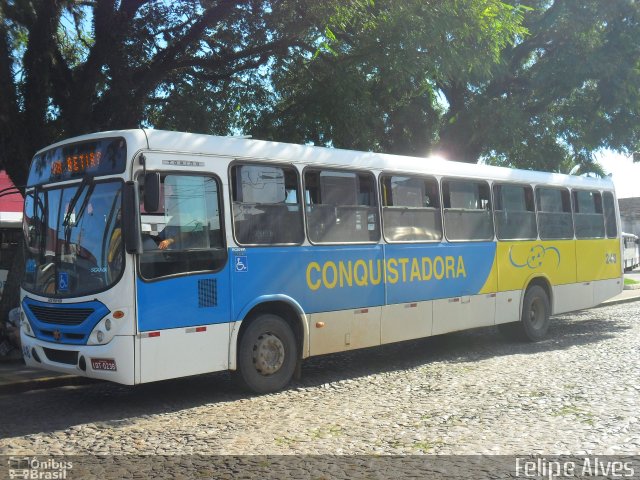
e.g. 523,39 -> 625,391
237,314 -> 297,394
499,285 -> 550,342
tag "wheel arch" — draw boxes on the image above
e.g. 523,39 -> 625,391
229,295 -> 309,370
521,275 -> 554,315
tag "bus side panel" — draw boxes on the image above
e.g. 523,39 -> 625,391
432,293 -> 496,335
592,278 -> 624,306
494,290 -> 522,325
229,242 -> 495,354
380,301 -> 432,344
574,238 -> 622,309
576,238 -> 622,283
383,242 -> 496,304
229,245 -> 385,315
308,307 -> 382,356
136,267 -> 232,383
495,240 -> 577,293
230,245 -> 385,357
139,324 -> 230,383
382,242 -> 496,340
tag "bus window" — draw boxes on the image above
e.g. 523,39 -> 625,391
305,169 -> 380,244
139,174 -> 225,280
602,191 -> 618,238
231,164 -> 304,245
442,179 -> 493,241
536,187 -> 573,240
493,184 -> 537,240
380,174 -> 442,242
572,190 -> 604,239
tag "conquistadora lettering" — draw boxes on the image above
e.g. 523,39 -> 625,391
306,256 -> 467,291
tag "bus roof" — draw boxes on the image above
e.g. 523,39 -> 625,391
37,128 -> 616,191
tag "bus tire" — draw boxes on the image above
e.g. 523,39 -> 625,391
236,313 -> 297,394
517,285 -> 551,341
499,285 -> 550,342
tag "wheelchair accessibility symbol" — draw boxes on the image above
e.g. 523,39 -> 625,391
58,272 -> 69,291
235,256 -> 248,272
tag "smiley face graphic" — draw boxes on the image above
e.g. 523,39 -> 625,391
509,245 -> 560,269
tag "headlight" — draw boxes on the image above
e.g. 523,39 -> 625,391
87,311 -> 125,345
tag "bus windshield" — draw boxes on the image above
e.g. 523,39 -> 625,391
22,179 -> 124,297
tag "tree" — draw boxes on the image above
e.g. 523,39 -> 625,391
0,0 -> 366,188
247,0 -> 529,156
452,0 -> 640,169
247,0 -> 640,171
0,0 -> 364,325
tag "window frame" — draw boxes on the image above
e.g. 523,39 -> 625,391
441,177 -> 495,242
492,182 -> 538,241
535,185 -> 574,240
229,161 -> 305,247
303,166 -> 381,245
379,171 -> 442,244
137,170 -> 227,282
571,188 -> 605,239
602,190 -> 618,239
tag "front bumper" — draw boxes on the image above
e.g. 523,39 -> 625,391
20,332 -> 136,385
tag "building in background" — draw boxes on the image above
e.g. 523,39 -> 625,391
619,197 -> 640,237
0,171 -> 23,299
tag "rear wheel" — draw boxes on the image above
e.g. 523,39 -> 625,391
499,285 -> 550,342
237,314 -> 297,394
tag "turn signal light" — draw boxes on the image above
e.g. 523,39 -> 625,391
113,310 -> 125,319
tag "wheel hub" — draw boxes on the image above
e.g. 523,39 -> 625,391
529,298 -> 544,328
252,332 -> 285,376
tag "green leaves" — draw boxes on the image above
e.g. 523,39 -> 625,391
2,0 -> 639,183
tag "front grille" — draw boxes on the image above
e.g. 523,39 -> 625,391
28,305 -> 94,326
43,348 -> 78,365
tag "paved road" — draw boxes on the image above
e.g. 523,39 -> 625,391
0,302 -> 638,456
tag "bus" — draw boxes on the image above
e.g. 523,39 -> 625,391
622,232 -> 639,272
20,129 -> 623,393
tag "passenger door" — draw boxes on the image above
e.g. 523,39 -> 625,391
136,158 -> 232,383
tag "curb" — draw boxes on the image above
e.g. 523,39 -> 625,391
0,375 -> 97,395
596,295 -> 640,309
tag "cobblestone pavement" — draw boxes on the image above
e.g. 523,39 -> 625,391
0,302 -> 638,456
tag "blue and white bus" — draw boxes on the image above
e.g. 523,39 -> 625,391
20,129 -> 623,393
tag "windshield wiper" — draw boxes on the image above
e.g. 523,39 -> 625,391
74,182 -> 96,227
63,175 -> 93,227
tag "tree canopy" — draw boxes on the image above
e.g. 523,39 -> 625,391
0,0 -> 371,187
1,0 -> 639,187
246,0 -> 640,172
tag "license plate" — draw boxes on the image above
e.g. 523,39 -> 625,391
91,358 -> 117,371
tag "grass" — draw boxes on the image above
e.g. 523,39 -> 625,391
624,278 -> 639,285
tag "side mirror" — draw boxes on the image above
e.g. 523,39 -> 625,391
143,172 -> 160,212
123,181 -> 142,254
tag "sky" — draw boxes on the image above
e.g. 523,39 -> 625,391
595,150 -> 640,199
